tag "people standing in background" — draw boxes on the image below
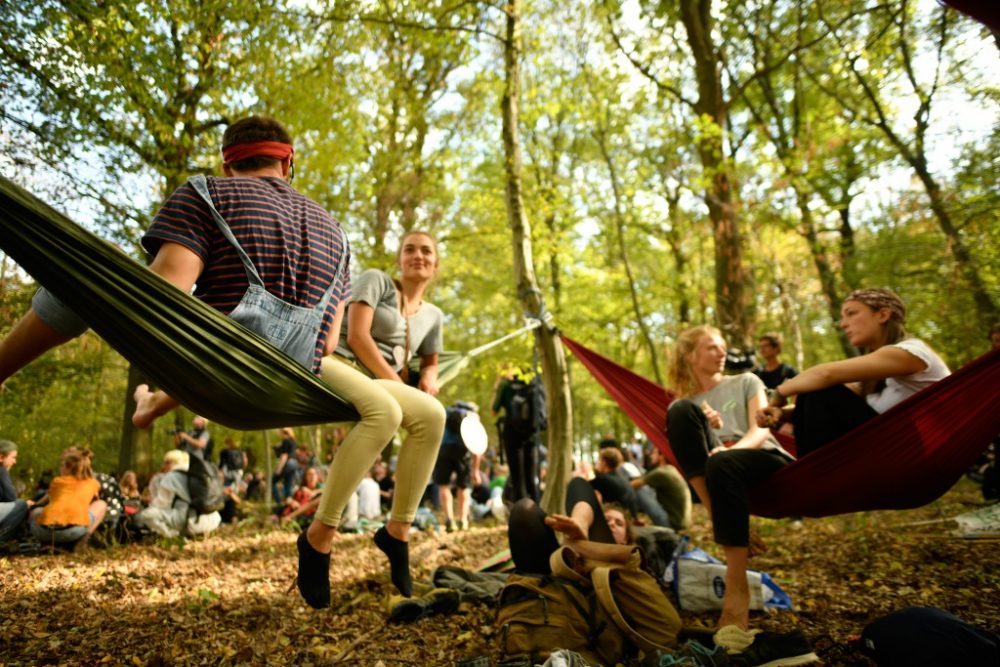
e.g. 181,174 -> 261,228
492,368 -> 543,503
173,415 -> 213,460
753,333 -> 798,391
432,400 -> 482,532
219,437 -> 246,488
273,427 -> 300,504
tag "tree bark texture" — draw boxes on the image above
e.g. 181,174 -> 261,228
502,0 -> 574,515
677,0 -> 753,347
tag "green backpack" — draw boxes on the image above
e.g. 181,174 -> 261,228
495,542 -> 682,666
496,572 -> 627,666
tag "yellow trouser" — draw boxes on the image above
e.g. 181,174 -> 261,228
314,355 -> 445,526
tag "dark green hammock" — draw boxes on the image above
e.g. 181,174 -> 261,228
0,175 -> 359,429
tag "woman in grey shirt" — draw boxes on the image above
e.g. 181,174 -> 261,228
665,325 -> 794,636
299,231 -> 445,607
333,231 -> 443,394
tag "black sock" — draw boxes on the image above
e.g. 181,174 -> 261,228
374,526 -> 412,597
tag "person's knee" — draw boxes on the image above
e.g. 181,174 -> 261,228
509,497 -> 539,526
667,399 -> 699,424
705,451 -> 744,483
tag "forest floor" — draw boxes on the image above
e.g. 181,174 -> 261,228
0,479 -> 997,667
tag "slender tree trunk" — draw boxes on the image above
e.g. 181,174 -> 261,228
502,0 -> 573,515
118,364 -> 153,475
678,0 -> 753,347
595,130 -> 663,384
795,191 -> 854,356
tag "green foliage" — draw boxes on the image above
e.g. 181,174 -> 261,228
0,0 -> 996,462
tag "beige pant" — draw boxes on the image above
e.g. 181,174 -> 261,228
315,355 -> 445,526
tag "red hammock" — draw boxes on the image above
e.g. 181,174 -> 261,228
561,336 -> 1000,518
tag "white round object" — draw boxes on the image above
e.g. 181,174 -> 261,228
460,413 -> 488,456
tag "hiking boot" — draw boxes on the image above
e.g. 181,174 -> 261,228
729,630 -> 818,667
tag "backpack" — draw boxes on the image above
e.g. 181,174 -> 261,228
496,573 -> 625,667
496,542 -> 681,665
858,607 -> 1000,666
506,376 -> 548,435
185,455 -> 225,515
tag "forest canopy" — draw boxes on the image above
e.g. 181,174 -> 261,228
1,0 -> 997,480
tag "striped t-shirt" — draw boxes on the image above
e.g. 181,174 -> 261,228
142,176 -> 350,372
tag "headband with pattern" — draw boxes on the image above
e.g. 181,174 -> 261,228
844,288 -> 906,322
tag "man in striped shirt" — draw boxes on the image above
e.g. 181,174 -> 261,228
0,115 -> 351,429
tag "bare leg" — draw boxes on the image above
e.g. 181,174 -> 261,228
439,486 -> 455,523
306,519 -> 338,554
86,500 -> 109,535
689,475 -> 713,517
385,518 -> 410,542
0,310 -> 71,385
132,384 -> 181,428
719,545 -> 751,630
456,487 -> 470,526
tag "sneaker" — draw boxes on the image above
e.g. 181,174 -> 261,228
656,641 -> 731,666
459,518 -> 469,531
730,630 -> 818,667
446,519 -> 458,533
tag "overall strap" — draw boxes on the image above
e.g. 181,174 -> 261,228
188,175 -> 265,288
188,175 -> 349,313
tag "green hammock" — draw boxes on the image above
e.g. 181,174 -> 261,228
1,176 -> 541,429
0,175 -> 358,430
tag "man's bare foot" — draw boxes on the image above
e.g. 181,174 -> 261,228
131,384 -> 179,428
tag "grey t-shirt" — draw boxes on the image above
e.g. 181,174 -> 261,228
689,373 -> 792,459
334,269 -> 443,373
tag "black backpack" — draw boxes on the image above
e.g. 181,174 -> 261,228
185,455 -> 225,515
506,376 -> 548,435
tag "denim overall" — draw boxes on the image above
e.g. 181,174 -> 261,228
189,175 -> 346,370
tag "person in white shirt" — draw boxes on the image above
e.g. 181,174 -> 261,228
758,287 -> 950,459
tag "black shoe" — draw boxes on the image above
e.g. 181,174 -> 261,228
730,629 -> 818,667
374,526 -> 412,597
296,532 -> 331,609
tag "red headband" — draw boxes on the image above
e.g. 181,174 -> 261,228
222,140 -> 294,165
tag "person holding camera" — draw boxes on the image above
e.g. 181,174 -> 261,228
174,415 -> 213,460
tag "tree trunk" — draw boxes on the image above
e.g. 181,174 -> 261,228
118,364 -> 153,476
595,130 -> 663,385
796,191 -> 855,357
677,0 -> 753,347
502,0 -> 574,515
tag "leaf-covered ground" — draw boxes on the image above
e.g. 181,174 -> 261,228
0,480 -> 997,667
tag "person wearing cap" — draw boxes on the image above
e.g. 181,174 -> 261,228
757,288 -> 950,458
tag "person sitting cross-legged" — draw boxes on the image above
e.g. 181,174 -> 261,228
29,447 -> 107,548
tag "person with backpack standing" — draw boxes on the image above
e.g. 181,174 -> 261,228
174,415 -> 213,460
491,367 -> 546,503
432,400 -> 482,532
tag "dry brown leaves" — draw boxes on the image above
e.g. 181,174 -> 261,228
0,480 -> 997,667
